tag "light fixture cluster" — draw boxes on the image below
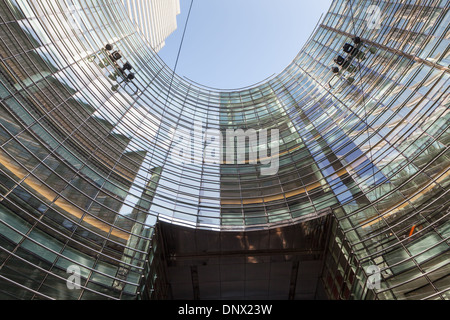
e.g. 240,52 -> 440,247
105,43 -> 135,82
329,36 -> 377,88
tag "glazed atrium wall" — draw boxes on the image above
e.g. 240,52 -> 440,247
0,0 -> 448,300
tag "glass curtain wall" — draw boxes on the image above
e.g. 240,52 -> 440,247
0,0 -> 448,299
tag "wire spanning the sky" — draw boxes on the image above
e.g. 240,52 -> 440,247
159,0 -> 333,89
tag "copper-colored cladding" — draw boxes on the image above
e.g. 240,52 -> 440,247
0,152 -> 130,241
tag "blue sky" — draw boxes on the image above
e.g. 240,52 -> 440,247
158,0 -> 333,89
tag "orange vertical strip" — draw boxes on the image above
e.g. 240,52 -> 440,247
409,225 -> 416,237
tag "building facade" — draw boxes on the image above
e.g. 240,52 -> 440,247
0,0 -> 448,300
122,0 -> 180,52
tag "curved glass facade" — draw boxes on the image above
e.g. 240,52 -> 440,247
0,0 -> 448,300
